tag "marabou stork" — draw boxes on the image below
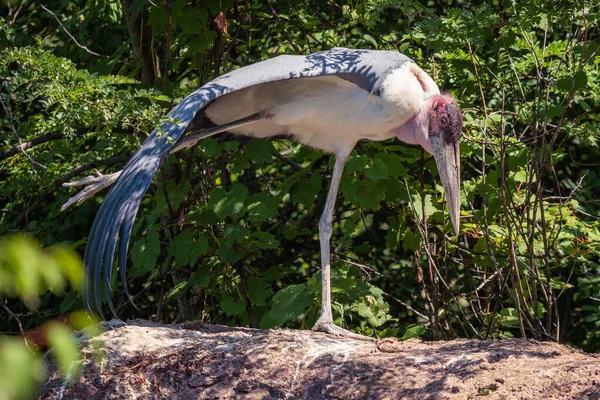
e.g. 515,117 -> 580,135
80,48 -> 462,340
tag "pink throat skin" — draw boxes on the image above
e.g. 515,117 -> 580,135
393,94 -> 458,154
394,98 -> 433,154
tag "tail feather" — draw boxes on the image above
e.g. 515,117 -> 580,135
82,99 -> 262,317
119,203 -> 137,305
83,122 -> 189,317
83,87 -> 223,317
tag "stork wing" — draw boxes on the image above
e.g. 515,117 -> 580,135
83,48 -> 413,317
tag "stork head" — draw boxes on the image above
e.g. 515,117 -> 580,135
427,95 -> 462,235
395,94 -> 462,235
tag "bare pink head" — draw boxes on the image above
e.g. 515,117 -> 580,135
428,94 -> 462,147
394,92 -> 462,235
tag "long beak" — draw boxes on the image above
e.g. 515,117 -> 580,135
430,135 -> 461,235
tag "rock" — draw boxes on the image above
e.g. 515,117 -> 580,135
39,320 -> 600,399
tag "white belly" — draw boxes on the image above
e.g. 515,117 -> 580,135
205,76 -> 412,154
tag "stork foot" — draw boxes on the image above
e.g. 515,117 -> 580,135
311,320 -> 375,342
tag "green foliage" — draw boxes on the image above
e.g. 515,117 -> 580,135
0,235 -> 82,308
1,0 -> 600,358
0,233 -> 92,399
45,322 -> 81,377
0,336 -> 45,400
261,283 -> 314,328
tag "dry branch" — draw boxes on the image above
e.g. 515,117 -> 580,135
0,95 -> 47,178
0,132 -> 63,161
39,3 -> 105,58
59,131 -> 303,211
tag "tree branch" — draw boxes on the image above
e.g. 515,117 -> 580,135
121,0 -> 156,84
0,95 -> 46,178
59,129 -> 304,210
0,298 -> 31,350
39,3 -> 105,58
57,153 -> 131,186
0,132 -> 62,161
263,0 -> 302,54
162,0 -> 172,94
1,127 -> 135,162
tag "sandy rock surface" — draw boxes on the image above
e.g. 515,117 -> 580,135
40,320 -> 600,399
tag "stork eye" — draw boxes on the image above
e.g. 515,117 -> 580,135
440,116 -> 449,127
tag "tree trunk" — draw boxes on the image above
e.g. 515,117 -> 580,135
121,0 -> 156,85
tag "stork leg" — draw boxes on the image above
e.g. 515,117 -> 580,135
170,111 -> 265,153
60,112 -> 267,211
311,149 -> 375,342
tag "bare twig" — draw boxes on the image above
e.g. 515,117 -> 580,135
403,179 -> 482,339
271,150 -> 303,171
384,291 -> 428,321
0,298 -> 31,350
0,95 -> 46,179
39,3 -> 105,58
263,0 -> 302,54
162,0 -> 172,94
59,127 -> 303,210
475,270 -> 502,292
0,132 -> 63,161
336,257 -> 383,279
8,0 -> 25,24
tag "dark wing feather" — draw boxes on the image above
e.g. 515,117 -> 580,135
83,48 -> 412,317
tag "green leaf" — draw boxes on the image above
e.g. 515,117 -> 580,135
166,281 -> 187,301
208,183 -> 248,220
292,172 -> 321,208
200,138 -> 221,157
364,158 -> 389,181
402,324 -> 426,339
46,322 -> 81,376
345,154 -> 368,173
147,6 -> 167,32
248,231 -> 280,250
260,283 -> 315,328
131,227 -> 160,275
247,277 -> 271,306
356,180 -> 387,209
221,295 -> 245,316
245,139 -> 276,163
352,301 -> 391,328
170,229 -> 209,268
0,337 -> 45,399
224,222 -> 251,246
547,104 -> 564,118
165,179 -> 190,208
411,194 -> 437,221
513,170 -> 527,183
363,34 -> 378,48
188,209 -> 219,225
246,192 -> 280,222
403,230 -> 421,251
188,259 -> 214,288
59,291 -> 80,314
557,71 -> 588,92
375,152 -> 407,177
215,246 -> 242,263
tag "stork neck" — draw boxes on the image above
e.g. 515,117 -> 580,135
394,100 -> 432,154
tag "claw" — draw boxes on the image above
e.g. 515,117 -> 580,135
312,319 -> 375,342
60,171 -> 122,211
